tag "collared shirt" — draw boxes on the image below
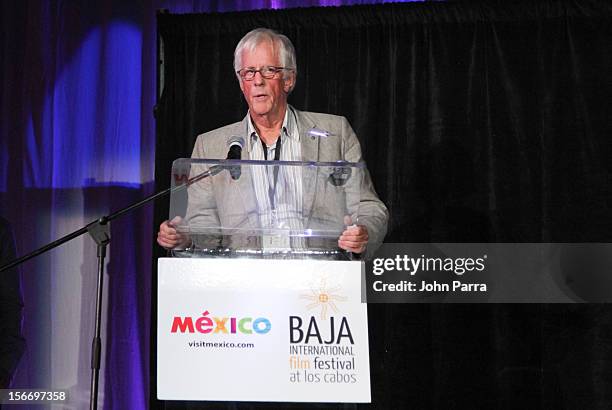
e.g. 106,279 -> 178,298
246,106 -> 301,161
246,107 -> 304,238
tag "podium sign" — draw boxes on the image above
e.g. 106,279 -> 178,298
157,258 -> 371,403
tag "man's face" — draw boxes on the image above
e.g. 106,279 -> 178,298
238,41 -> 294,119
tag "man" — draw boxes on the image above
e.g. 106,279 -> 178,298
158,28 -> 388,259
0,217 -> 25,388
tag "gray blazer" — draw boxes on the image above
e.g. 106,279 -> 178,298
185,107 -> 388,258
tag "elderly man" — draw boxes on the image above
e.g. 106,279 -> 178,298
158,28 -> 388,258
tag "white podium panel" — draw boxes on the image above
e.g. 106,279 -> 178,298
157,258 -> 371,403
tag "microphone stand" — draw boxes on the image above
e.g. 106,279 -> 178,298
0,163 -> 226,410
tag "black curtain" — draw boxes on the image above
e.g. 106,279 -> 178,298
153,1 -> 612,408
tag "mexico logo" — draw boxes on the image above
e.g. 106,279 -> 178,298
171,310 -> 271,335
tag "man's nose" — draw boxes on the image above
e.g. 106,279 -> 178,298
253,71 -> 265,85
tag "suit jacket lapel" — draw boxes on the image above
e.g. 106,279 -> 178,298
294,108 -> 319,162
218,115 -> 258,229
239,113 -> 251,159
293,108 -> 320,221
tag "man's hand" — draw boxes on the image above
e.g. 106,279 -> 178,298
338,224 -> 369,255
157,216 -> 190,249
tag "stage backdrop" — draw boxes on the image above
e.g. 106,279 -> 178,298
154,1 -> 612,409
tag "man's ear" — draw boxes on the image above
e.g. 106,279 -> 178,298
283,72 -> 295,93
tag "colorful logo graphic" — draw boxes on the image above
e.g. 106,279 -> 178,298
300,276 -> 347,320
171,310 -> 271,335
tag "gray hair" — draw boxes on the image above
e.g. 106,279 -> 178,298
234,28 -> 297,92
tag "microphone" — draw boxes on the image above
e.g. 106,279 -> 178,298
226,136 -> 244,180
180,137 -> 245,187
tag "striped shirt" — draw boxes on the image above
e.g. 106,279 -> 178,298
246,107 -> 304,238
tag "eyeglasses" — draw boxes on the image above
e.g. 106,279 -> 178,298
236,66 -> 292,81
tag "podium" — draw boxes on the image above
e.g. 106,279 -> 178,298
157,159 -> 371,403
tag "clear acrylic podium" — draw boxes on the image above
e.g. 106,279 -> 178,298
168,158 -> 366,260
